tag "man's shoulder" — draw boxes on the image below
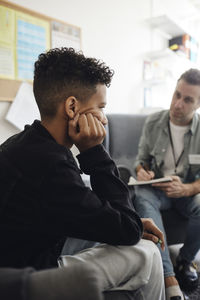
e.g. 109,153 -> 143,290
190,113 -> 200,135
145,110 -> 168,126
194,112 -> 200,123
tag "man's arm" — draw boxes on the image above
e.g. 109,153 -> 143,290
134,123 -> 151,171
152,176 -> 200,198
136,164 -> 155,181
185,178 -> 200,196
134,118 -> 155,181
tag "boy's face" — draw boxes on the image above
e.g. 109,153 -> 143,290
77,84 -> 108,126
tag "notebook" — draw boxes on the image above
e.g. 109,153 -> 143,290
128,176 -> 172,186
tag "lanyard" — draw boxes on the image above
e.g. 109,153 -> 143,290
168,121 -> 184,174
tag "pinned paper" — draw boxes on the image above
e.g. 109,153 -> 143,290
6,82 -> 40,131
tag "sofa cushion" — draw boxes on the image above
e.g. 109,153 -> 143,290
105,114 -> 147,175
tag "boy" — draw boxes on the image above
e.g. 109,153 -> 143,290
0,48 -> 165,299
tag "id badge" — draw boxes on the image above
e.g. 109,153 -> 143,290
188,154 -> 200,165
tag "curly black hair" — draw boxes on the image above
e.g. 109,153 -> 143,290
33,47 -> 114,119
178,68 -> 200,85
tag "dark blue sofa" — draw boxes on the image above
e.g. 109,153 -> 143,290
104,114 -> 188,246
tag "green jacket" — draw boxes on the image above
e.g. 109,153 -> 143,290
134,110 -> 200,183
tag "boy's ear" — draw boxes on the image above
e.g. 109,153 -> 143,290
64,96 -> 78,119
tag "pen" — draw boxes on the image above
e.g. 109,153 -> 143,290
141,162 -> 150,172
141,163 -> 153,179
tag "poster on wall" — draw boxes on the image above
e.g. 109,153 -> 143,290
51,21 -> 81,50
0,0 -> 82,104
15,11 -> 50,81
0,5 -> 15,79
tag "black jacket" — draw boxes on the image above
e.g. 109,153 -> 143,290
0,120 -> 143,269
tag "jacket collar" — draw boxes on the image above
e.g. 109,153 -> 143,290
32,120 -> 56,141
160,110 -> 198,135
190,113 -> 199,135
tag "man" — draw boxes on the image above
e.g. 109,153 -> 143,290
0,47 -> 165,299
134,68 -> 200,300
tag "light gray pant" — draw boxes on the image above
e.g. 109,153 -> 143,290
28,240 -> 165,300
59,239 -> 165,300
28,263 -> 103,300
28,264 -> 142,300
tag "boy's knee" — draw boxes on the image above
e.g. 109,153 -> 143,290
141,240 -> 163,274
72,263 -> 103,299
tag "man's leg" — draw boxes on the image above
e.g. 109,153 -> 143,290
174,193 -> 200,262
134,186 -> 174,278
134,186 -> 186,299
59,240 -> 165,300
173,194 -> 200,291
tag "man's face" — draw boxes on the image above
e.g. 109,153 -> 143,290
77,84 -> 107,125
170,79 -> 200,125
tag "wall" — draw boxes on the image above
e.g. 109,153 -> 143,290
0,0 -> 154,143
0,102 -> 19,144
1,0 -> 198,143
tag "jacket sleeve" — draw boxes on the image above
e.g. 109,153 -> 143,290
43,145 -> 143,246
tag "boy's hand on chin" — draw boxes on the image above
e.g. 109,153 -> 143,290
68,113 -> 106,152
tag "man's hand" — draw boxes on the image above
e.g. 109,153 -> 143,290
137,166 -> 155,181
152,175 -> 189,198
68,113 -> 106,152
141,218 -> 165,251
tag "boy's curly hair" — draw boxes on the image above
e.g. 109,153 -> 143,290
33,47 -> 114,119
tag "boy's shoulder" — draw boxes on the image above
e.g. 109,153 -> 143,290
1,121 -> 74,169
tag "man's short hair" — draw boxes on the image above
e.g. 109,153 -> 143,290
33,47 -> 114,119
178,68 -> 200,86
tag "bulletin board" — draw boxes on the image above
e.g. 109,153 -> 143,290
0,0 -> 82,102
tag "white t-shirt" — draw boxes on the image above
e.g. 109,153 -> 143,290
162,121 -> 189,176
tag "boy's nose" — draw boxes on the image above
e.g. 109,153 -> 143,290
90,111 -> 107,125
102,114 -> 108,125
